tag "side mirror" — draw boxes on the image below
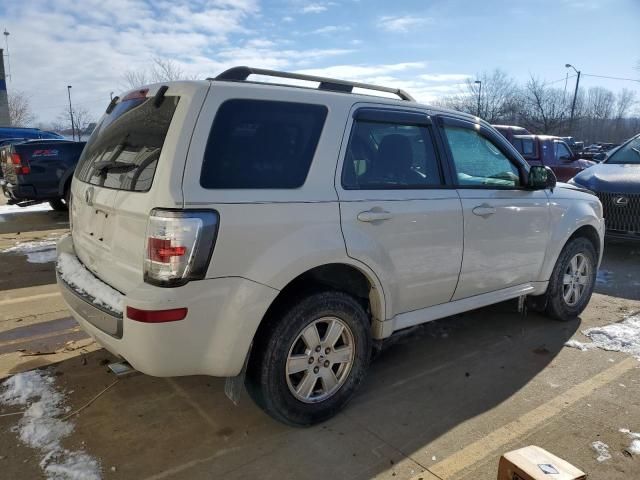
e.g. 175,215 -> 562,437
593,152 -> 606,161
559,154 -> 573,163
528,165 -> 556,190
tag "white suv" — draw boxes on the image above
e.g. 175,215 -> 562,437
57,67 -> 604,425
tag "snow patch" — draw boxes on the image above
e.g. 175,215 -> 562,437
57,252 -> 123,314
564,339 -> 596,351
2,238 -> 59,263
0,370 -> 102,479
564,315 -> 640,359
591,441 -> 611,462
0,203 -> 52,217
620,428 -> 640,455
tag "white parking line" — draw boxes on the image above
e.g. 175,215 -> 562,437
0,292 -> 61,306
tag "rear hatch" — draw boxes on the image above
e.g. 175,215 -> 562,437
70,82 -> 210,294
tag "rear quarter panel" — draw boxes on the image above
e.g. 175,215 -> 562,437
181,84 -> 389,317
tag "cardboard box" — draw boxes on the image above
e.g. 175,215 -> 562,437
497,445 -> 586,480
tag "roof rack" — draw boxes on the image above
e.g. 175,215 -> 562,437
210,66 -> 415,102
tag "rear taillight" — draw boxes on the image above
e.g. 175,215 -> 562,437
11,152 -> 30,175
144,209 -> 219,287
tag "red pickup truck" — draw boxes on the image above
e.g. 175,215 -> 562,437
509,135 -> 596,182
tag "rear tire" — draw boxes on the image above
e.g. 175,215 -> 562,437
540,237 -> 597,321
49,185 -> 70,211
49,198 -> 68,211
246,291 -> 371,426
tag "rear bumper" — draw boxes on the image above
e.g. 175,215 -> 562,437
1,180 -> 37,202
57,235 -> 279,377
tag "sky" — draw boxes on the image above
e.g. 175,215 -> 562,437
0,0 -> 639,125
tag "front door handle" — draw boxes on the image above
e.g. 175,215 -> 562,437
357,210 -> 393,222
472,204 -> 496,217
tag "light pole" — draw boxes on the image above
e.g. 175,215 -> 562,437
565,63 -> 581,132
474,80 -> 482,117
67,85 -> 75,141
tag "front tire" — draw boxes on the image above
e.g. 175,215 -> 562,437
542,237 -> 597,321
246,291 -> 371,426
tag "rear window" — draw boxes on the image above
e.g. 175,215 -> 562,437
200,99 -> 327,189
512,137 -> 536,158
75,95 -> 180,192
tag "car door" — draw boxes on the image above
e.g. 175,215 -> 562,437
437,117 -> 550,300
552,140 -> 579,182
337,107 -> 463,318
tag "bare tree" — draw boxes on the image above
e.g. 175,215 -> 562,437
122,57 -> 198,89
56,106 -> 95,140
585,87 -> 615,120
72,107 -> 95,140
519,76 -> 568,134
8,91 -> 37,127
435,69 -> 519,123
614,89 -> 636,119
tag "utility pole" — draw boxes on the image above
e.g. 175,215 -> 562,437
3,30 -> 10,82
67,85 -> 76,141
566,64 -> 581,132
474,80 -> 482,117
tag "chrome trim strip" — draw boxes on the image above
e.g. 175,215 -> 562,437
57,273 -> 123,339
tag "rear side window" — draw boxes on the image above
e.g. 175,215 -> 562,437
200,100 -> 327,189
342,120 -> 442,189
75,95 -> 180,192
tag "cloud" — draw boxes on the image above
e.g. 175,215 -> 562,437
297,62 -> 426,79
419,73 -> 472,82
301,3 -> 328,14
379,15 -> 433,32
0,0 -> 356,123
296,63 -> 470,104
311,25 -> 351,34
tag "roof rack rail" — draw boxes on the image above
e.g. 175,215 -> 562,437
210,66 -> 415,102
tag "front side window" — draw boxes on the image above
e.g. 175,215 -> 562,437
555,142 -> 572,160
606,135 -> 640,164
200,100 -> 327,189
443,126 -> 521,188
342,120 -> 442,189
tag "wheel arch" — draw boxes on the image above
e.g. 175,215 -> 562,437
539,219 -> 603,283
252,262 -> 386,350
58,169 -> 74,197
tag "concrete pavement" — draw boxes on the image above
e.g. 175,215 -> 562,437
0,196 -> 639,479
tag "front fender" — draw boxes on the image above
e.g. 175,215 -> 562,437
538,191 -> 604,282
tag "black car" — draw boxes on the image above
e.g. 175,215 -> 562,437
569,133 -> 640,240
0,139 -> 86,211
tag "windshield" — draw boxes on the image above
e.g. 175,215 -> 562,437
75,94 -> 180,192
606,135 -> 640,164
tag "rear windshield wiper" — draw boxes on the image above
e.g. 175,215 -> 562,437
93,160 -> 138,175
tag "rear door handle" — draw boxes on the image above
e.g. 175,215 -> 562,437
472,204 -> 496,217
357,210 -> 393,222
